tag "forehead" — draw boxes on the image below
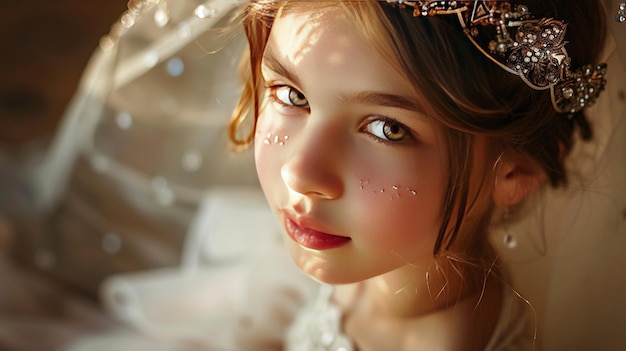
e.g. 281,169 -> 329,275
270,3 -> 392,61
264,5 -> 415,96
271,7 -> 349,63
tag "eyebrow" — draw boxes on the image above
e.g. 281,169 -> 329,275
345,91 -> 424,113
262,47 -> 303,88
262,48 -> 424,114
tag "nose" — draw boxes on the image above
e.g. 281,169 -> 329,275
280,130 -> 344,200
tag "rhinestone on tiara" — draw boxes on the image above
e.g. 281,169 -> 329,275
386,0 -> 607,114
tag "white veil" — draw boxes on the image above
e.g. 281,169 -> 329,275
17,0 -> 260,295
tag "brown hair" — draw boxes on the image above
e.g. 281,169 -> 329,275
230,0 -> 607,257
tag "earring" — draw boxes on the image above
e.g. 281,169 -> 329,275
618,3 -> 626,23
502,208 -> 518,249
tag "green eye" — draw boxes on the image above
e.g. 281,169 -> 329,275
275,86 -> 309,108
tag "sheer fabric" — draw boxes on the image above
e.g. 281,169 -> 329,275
17,0 -> 256,295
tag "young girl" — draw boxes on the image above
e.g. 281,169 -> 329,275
229,0 -> 610,350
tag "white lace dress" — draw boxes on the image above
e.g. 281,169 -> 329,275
286,284 -> 535,351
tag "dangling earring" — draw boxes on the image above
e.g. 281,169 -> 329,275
618,3 -> 626,23
502,208 -> 518,249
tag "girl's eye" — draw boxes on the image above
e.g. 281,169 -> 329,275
273,86 -> 309,108
364,118 -> 412,143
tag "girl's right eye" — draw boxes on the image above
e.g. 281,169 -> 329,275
270,85 -> 309,109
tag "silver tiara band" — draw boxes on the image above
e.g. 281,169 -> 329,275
386,0 -> 608,114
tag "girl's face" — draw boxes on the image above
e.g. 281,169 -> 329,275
254,7 -> 449,284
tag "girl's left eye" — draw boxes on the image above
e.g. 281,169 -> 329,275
272,86 -> 309,108
363,118 -> 412,143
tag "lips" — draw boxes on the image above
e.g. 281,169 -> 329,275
284,215 -> 350,250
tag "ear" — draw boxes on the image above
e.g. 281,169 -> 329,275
493,155 -> 547,207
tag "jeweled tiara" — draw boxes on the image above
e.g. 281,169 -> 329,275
386,0 -> 607,114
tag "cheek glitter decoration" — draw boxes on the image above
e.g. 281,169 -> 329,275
391,185 -> 401,199
359,179 -> 370,190
263,132 -> 289,146
358,178 -> 418,200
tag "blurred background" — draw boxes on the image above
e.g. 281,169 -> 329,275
0,1 -> 128,349
0,0 -> 127,147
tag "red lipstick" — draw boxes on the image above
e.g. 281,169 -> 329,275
284,216 -> 350,250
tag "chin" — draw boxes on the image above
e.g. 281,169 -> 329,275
305,272 -> 361,285
287,248 -> 356,285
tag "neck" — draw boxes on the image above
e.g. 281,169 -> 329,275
337,255 -> 503,351
361,257 -> 486,319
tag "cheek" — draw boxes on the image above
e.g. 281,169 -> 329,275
254,114 -> 290,198
351,160 -> 446,255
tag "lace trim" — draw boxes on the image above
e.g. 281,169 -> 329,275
286,285 -> 353,351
